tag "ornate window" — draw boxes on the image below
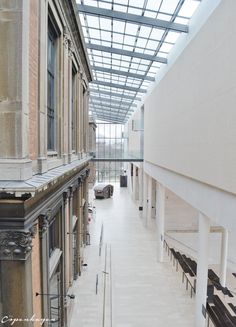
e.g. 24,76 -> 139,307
47,19 -> 57,151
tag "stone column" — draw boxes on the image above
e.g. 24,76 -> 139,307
195,212 -> 210,327
138,166 -> 143,212
39,214 -> 50,327
132,165 -> 136,201
68,46 -> 73,164
62,28 -> 70,165
147,176 -> 153,223
220,227 -> 228,287
0,229 -> 36,326
0,0 -> 32,180
37,0 -> 48,173
156,183 -> 165,262
143,172 -> 148,227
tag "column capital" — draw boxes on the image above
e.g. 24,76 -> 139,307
0,227 -> 36,261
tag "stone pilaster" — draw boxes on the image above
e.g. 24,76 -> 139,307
0,0 -> 32,180
0,228 -> 36,326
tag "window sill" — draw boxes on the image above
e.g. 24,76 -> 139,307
47,151 -> 58,157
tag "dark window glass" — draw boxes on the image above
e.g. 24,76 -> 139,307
49,214 -> 60,256
72,68 -> 76,151
47,20 -> 56,151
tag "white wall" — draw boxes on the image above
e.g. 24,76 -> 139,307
144,0 -> 236,195
126,109 -> 142,156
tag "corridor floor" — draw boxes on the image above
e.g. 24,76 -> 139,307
69,185 -> 195,327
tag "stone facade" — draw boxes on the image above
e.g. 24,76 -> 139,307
88,119 -> 97,187
0,0 -> 92,326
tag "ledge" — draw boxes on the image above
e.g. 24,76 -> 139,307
0,156 -> 91,198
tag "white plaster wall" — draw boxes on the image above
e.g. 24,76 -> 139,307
126,109 -> 141,155
144,0 -> 236,195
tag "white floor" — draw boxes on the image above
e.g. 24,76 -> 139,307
69,185 -> 195,327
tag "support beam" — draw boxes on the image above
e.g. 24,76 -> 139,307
91,65 -> 155,82
90,89 -> 141,101
90,105 -> 132,113
220,228 -> 228,287
78,5 -> 189,33
95,112 -> 126,120
195,212 -> 210,327
91,79 -> 147,93
90,99 -> 134,109
156,183 -> 165,262
90,96 -> 137,107
86,43 -> 167,64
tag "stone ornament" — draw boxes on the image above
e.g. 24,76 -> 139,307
0,228 -> 36,261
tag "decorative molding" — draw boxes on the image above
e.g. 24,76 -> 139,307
0,229 -> 36,261
39,213 -> 50,238
63,26 -> 71,50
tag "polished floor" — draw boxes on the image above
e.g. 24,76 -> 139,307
69,185 -> 195,327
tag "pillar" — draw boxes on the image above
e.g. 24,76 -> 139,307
0,229 -> 36,326
220,228 -> 228,287
132,165 -> 137,201
147,176 -> 153,223
156,183 -> 165,262
138,166 -> 143,211
143,172 -> 148,227
37,0 -> 48,173
0,0 -> 32,180
195,212 -> 210,327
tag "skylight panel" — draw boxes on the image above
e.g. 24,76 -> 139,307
99,2 -> 112,10
139,26 -> 152,37
145,0 -> 162,11
159,43 -> 173,53
136,38 -> 147,48
124,35 -> 136,46
144,11 -> 158,18
121,55 -> 130,61
112,54 -> 122,60
157,13 -> 172,22
113,20 -> 125,34
160,0 -> 179,14
165,31 -> 180,43
123,45 -> 133,51
86,15 -> 99,29
113,33 -> 124,44
102,57 -> 111,64
128,7 -> 142,15
125,23 -> 139,36
129,0 -> 145,8
138,64 -> 148,71
146,40 -> 158,50
178,0 -> 200,18
100,17 -> 111,30
84,0 -> 97,7
89,28 -> 100,39
144,49 -> 155,55
101,41 -> 111,47
101,31 -> 111,41
114,4 -> 127,13
150,28 -> 165,40
174,17 -> 189,24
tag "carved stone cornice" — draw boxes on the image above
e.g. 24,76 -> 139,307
39,213 -> 50,238
0,229 -> 36,261
63,26 -> 71,50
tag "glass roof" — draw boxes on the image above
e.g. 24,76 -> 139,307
77,0 -> 201,123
